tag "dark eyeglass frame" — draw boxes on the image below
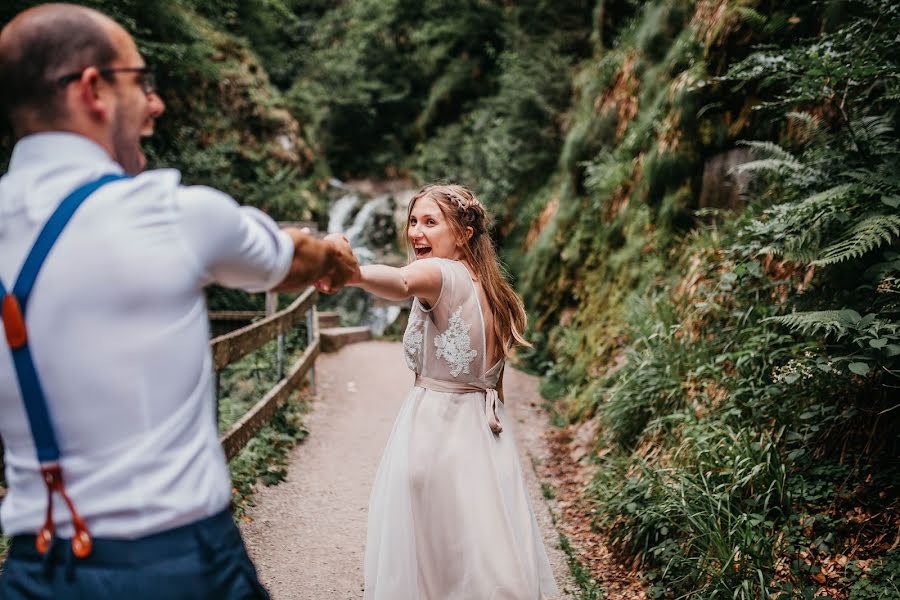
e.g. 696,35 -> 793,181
56,66 -> 156,95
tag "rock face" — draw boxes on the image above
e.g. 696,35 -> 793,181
698,148 -> 754,211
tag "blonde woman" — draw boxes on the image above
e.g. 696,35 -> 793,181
341,184 -> 559,599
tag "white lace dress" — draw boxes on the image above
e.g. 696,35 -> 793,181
364,258 -> 559,600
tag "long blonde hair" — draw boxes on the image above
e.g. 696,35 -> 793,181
407,184 -> 531,354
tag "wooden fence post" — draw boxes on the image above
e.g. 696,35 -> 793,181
266,291 -> 285,379
307,303 -> 317,395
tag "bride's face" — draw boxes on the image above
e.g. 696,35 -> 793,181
408,196 -> 463,260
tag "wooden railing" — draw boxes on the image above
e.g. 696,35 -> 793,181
0,286 -> 319,498
213,286 -> 319,459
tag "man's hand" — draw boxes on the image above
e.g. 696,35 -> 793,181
316,233 -> 361,293
272,228 -> 359,293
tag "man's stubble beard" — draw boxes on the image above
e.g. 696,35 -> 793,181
111,103 -> 146,175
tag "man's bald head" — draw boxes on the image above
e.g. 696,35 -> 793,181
0,3 -> 121,136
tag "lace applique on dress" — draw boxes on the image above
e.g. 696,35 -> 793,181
434,306 -> 477,377
403,318 -> 424,371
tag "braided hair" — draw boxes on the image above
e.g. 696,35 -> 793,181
407,184 -> 530,354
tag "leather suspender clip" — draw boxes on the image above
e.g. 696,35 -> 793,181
37,464 -> 93,558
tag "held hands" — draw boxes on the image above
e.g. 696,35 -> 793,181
316,232 -> 361,293
273,228 -> 360,293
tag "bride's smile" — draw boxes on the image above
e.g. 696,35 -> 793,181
408,196 -> 465,261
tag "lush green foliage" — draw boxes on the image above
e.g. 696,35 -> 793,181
507,0 -> 899,597
283,0 -> 591,208
0,0 -> 324,219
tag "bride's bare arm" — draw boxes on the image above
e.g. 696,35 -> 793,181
347,260 -> 442,307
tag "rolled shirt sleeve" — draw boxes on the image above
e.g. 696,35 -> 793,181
175,185 -> 294,292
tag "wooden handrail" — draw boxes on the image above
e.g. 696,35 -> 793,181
208,310 -> 267,321
220,337 -> 320,460
213,286 -> 319,459
210,286 -> 316,371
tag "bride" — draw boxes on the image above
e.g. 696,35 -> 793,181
335,183 -> 559,599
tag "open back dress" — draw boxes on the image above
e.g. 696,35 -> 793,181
364,258 -> 559,599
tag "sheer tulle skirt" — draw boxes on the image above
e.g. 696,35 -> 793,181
364,386 -> 559,600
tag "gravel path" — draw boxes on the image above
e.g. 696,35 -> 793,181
240,340 -> 576,599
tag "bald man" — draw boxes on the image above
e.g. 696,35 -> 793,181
0,4 -> 357,599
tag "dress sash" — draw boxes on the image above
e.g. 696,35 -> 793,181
414,375 -> 503,435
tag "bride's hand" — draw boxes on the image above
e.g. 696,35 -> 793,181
316,233 -> 360,293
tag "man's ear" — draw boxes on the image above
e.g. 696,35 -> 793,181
74,66 -> 111,122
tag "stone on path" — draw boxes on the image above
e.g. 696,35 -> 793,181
240,340 -> 575,599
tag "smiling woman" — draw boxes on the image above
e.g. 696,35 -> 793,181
339,184 -> 557,599
408,196 -> 462,260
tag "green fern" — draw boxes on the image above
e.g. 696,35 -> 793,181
732,6 -> 767,28
732,159 -> 819,181
744,184 -> 854,262
733,141 -> 817,178
786,111 -> 827,146
740,140 -> 801,161
851,115 -> 895,145
796,184 -> 854,207
764,310 -> 862,340
812,214 -> 900,266
844,168 -> 900,196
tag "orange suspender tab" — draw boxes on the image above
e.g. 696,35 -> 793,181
2,293 -> 27,349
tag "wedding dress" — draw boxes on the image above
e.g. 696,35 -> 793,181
364,258 -> 559,599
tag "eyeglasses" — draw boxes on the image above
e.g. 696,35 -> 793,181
57,66 -> 156,95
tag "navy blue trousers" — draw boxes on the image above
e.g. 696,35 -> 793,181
0,509 -> 269,600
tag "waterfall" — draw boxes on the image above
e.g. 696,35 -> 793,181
327,193 -> 359,234
344,194 -> 391,247
324,181 -> 413,336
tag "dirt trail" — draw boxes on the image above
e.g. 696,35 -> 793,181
240,340 -> 576,599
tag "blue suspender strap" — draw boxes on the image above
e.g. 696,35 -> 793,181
0,173 -> 129,559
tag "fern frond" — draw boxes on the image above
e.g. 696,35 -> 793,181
852,115 -> 894,143
844,169 -> 900,196
781,248 -> 823,264
812,214 -> 900,266
787,111 -> 821,129
732,159 -> 808,176
733,6 -> 767,27
739,140 -> 801,163
765,309 -> 861,340
733,140 -> 821,179
787,111 -> 827,144
798,184 -> 854,206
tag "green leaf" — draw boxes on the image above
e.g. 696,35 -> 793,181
882,195 -> 900,208
869,338 -> 889,348
857,313 -> 876,328
848,362 -> 870,375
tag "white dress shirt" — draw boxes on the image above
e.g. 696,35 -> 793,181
0,133 -> 294,538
